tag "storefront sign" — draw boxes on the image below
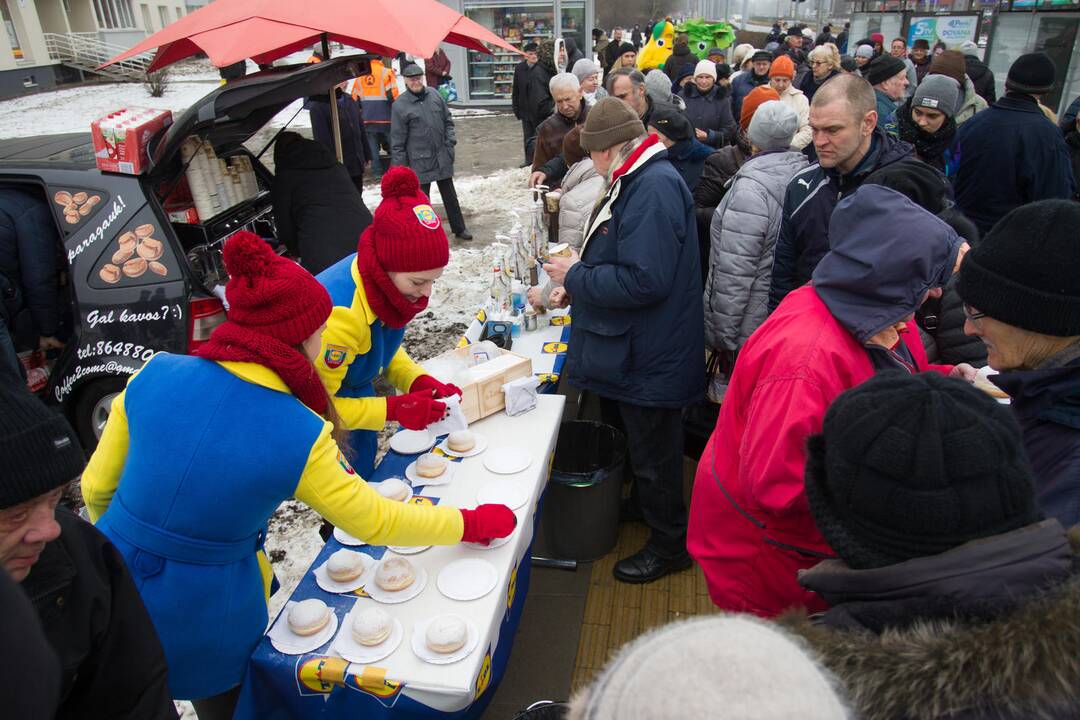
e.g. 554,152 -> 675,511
908,15 -> 979,48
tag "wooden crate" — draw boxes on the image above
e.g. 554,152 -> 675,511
424,346 -> 533,423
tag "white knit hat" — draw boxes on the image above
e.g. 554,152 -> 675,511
567,616 -> 849,720
693,59 -> 717,79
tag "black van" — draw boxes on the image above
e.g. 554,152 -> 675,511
1,56 -> 371,449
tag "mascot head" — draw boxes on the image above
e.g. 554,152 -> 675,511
636,17 -> 675,71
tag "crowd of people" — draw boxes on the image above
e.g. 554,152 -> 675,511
4,18 -> 1080,720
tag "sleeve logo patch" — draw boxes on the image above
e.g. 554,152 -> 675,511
413,204 -> 441,230
323,344 -> 348,369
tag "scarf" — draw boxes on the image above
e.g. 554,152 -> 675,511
195,321 -> 328,415
356,230 -> 429,329
895,99 -> 956,171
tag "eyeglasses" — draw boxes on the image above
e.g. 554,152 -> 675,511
962,304 -> 986,324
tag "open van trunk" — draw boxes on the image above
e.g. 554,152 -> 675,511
144,54 -> 373,291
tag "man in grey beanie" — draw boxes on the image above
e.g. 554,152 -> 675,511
887,74 -> 959,171
705,100 -> 808,354
542,97 -> 704,583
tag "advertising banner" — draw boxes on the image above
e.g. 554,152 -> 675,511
907,15 -> 980,48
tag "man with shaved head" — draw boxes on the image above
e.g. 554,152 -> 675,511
767,74 -> 913,309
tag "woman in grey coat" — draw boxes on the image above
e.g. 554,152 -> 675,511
390,64 -> 472,239
704,101 -> 807,351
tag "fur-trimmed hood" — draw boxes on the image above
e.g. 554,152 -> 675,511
777,522 -> 1080,720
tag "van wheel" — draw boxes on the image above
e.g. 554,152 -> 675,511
73,378 -> 126,452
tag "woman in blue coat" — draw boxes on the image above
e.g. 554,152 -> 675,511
81,231 -> 515,717
679,60 -> 735,148
315,167 -> 463,478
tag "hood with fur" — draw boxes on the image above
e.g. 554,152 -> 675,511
777,523 -> 1080,720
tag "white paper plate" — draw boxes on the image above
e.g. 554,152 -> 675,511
463,527 -> 515,550
405,458 -> 457,487
437,558 -> 498,601
332,607 -> 404,664
387,545 -> 432,555
268,602 -> 338,655
389,428 -> 436,455
373,479 -> 414,504
476,478 -> 532,510
436,433 -> 488,458
482,446 -> 532,475
314,552 -> 376,594
333,527 -> 367,547
365,566 -> 428,604
411,615 -> 480,665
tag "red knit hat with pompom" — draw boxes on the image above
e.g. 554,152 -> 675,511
223,230 -> 332,345
363,166 -> 450,273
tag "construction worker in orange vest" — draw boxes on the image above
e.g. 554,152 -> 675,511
349,57 -> 399,177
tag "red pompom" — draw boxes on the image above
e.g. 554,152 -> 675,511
223,230 -> 275,281
381,166 -> 421,200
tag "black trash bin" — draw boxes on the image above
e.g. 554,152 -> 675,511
540,420 -> 626,561
513,701 -> 569,719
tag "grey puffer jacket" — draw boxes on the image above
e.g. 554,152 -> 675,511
390,87 -> 456,183
704,149 -> 808,351
541,158 -> 604,308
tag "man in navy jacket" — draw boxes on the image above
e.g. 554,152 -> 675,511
543,98 -> 704,584
948,52 -> 1075,236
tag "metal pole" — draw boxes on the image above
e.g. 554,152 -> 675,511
321,33 -> 344,164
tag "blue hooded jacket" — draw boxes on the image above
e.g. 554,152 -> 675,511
813,185 -> 962,345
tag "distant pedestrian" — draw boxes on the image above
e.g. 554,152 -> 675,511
909,38 -> 932,84
511,43 -> 552,165
864,54 -> 909,129
731,50 -> 772,123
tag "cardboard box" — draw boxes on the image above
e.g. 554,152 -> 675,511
422,346 -> 533,423
91,108 -> 173,174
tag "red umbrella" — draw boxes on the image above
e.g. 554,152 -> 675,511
101,0 -> 519,71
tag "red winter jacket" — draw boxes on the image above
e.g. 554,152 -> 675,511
687,284 -> 951,617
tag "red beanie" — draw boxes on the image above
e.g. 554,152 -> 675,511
740,86 -> 781,131
223,231 -> 332,345
365,167 -> 450,273
769,55 -> 795,79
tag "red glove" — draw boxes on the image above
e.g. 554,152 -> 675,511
385,390 -> 446,430
410,374 -> 463,399
460,504 -> 517,545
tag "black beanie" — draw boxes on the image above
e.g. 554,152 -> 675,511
1005,52 -> 1056,95
864,159 -> 950,216
957,200 -> 1080,337
0,385 -> 85,509
864,54 -> 907,86
805,373 -> 1040,570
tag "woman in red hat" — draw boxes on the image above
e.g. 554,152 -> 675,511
315,166 -> 462,477
79,230 -> 514,716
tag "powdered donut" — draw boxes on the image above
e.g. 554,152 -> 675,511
425,615 -> 467,653
376,477 -> 411,502
326,549 -> 365,583
288,598 -> 330,636
375,557 -> 415,592
447,430 -> 475,453
351,607 -> 392,646
415,452 -> 446,478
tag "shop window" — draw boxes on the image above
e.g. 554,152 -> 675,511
158,5 -> 170,28
465,5 -> 555,99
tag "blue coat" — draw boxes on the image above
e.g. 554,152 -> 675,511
949,94 -> 1076,236
994,355 -> 1080,528
666,138 -> 715,191
874,88 -> 897,130
730,71 -> 771,125
768,129 -> 913,311
563,139 -> 705,408
679,84 -> 736,147
0,187 -> 60,337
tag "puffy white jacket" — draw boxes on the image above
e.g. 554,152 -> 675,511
540,158 -> 605,307
704,149 -> 808,350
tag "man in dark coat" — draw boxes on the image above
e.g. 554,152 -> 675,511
730,50 -> 773,122
0,384 -> 175,719
909,38 -> 933,85
0,186 -> 64,382
544,99 -> 704,584
949,52 -> 1075,236
958,40 -> 995,104
663,34 -> 695,85
272,132 -> 373,276
631,24 -> 643,49
307,84 -> 370,195
769,74 -> 913,310
958,200 -> 1080,528
511,43 -> 543,164
529,72 -> 589,188
391,64 -> 472,239
603,27 -> 626,74
0,565 -> 60,720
